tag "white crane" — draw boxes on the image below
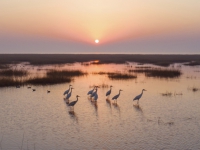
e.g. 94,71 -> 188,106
63,85 -> 72,95
93,88 -> 99,101
91,86 -> 99,98
65,87 -> 74,104
68,95 -> 80,111
133,89 -> 146,104
87,86 -> 96,95
106,85 -> 113,98
112,89 -> 123,103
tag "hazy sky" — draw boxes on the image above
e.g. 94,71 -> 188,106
0,0 -> 200,53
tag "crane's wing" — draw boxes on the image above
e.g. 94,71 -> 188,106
91,91 -> 96,97
64,89 -> 69,95
87,89 -> 93,95
133,95 -> 140,100
106,90 -> 111,96
94,94 -> 98,100
66,93 -> 72,99
112,95 -> 117,100
68,101 -> 76,106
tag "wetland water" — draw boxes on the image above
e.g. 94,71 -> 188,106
0,62 -> 200,150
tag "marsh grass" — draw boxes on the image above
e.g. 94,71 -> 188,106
108,73 -> 137,80
161,91 -> 172,96
0,69 -> 28,77
184,61 -> 200,66
0,69 -> 86,86
129,68 -> 181,78
0,64 -> 9,69
0,78 -> 23,87
92,71 -> 137,80
47,70 -> 87,77
89,83 -> 109,88
26,76 -> 72,85
135,66 -> 152,69
25,69 -> 85,85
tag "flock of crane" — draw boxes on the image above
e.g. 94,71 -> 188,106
63,85 -> 146,111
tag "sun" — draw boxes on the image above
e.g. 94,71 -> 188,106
95,39 -> 99,43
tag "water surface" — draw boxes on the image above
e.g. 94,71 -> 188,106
0,62 -> 200,150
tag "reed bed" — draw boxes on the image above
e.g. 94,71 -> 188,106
129,68 -> 181,78
135,66 -> 152,69
0,69 -> 28,77
0,64 -> 9,69
108,73 -> 137,80
92,71 -> 137,80
47,70 -> 87,77
26,76 -> 72,85
0,78 -> 23,87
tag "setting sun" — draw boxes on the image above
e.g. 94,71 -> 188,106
95,39 -> 99,43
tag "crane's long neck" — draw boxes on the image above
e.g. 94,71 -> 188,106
141,90 -> 144,96
76,97 -> 79,102
118,90 -> 121,96
70,88 -> 73,94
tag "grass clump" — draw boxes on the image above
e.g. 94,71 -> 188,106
108,73 -> 137,80
161,91 -> 172,96
0,69 -> 28,77
129,68 -> 181,78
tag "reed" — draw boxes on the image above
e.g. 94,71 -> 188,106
0,64 -> 9,69
108,73 -> 137,80
0,78 -> 23,87
0,69 -> 28,77
129,68 -> 181,78
26,76 -> 72,85
161,91 -> 172,96
47,70 -> 87,77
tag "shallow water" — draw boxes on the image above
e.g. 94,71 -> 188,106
1,62 -> 200,150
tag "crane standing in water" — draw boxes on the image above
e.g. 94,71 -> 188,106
106,85 -> 113,99
68,95 -> 80,111
63,85 -> 72,95
65,87 -> 74,104
87,86 -> 96,96
133,89 -> 147,104
112,89 -> 123,103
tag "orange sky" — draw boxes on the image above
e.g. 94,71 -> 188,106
1,0 -> 200,45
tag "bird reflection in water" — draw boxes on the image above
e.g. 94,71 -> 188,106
68,111 -> 78,123
112,103 -> 121,115
91,101 -> 98,116
133,104 -> 143,113
106,98 -> 111,108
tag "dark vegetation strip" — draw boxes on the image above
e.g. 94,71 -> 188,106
0,65 -> 9,69
129,68 -> 181,78
47,70 -> 87,77
108,73 -> 137,80
1,54 -> 200,66
0,69 -> 86,87
25,76 -> 72,85
0,69 -> 28,76
92,71 -> 137,80
0,78 -> 23,87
